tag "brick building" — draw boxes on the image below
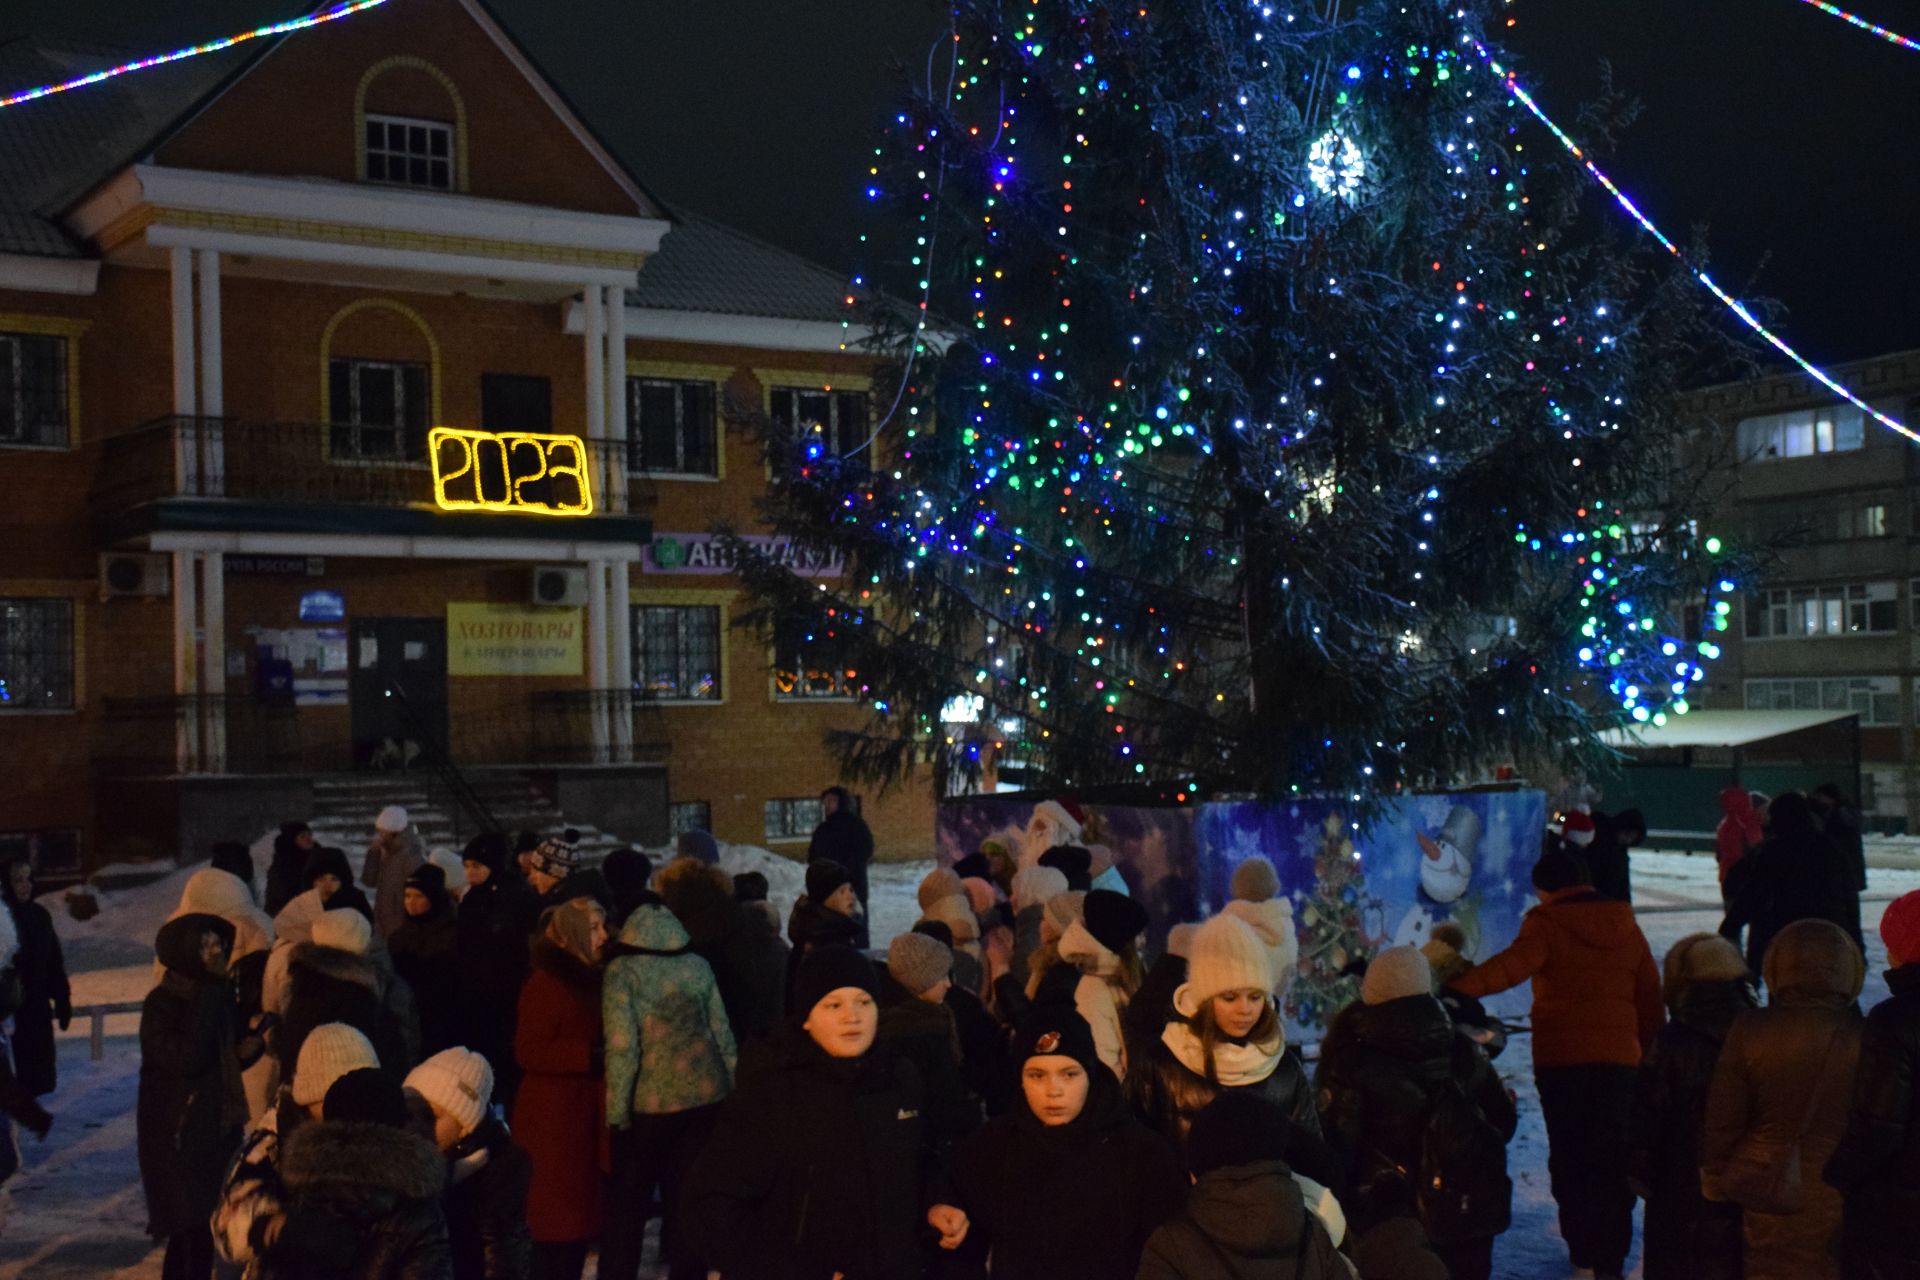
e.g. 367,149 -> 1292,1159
0,0 -> 935,876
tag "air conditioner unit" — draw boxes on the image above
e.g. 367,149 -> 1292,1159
98,552 -> 171,600
531,565 -> 589,607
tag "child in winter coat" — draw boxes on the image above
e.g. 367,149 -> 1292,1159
1137,1092 -> 1353,1280
362,805 -> 426,940
272,1067 -> 451,1279
1051,888 -> 1148,1079
390,864 -> 460,1057
785,858 -> 862,1005
513,898 -> 607,1280
684,946 -> 930,1280
1702,918 -> 1864,1280
599,899 -> 736,1280
404,1047 -> 532,1280
281,908 -> 417,1085
1630,933 -> 1755,1280
140,913 -> 263,1280
164,866 -> 279,1119
1132,914 -> 1330,1181
928,1006 -> 1188,1280
1826,889 -> 1920,1279
1312,946 -> 1515,1280
878,930 -> 978,1146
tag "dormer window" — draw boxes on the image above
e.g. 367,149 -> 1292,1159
364,114 -> 453,190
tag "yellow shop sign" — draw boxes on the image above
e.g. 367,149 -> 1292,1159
447,603 -> 583,676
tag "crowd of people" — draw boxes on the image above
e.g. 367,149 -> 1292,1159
18,778 -> 1891,1280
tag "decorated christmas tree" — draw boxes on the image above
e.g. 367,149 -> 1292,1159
729,0 -> 1749,801
1291,812 -> 1385,1027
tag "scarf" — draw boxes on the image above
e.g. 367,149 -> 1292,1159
1162,1018 -> 1283,1088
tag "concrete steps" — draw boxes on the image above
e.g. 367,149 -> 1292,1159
308,775 -> 634,864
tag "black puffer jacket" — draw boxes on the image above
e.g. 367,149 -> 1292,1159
1311,994 -> 1515,1243
1137,1160 -> 1350,1280
1721,794 -> 1862,969
443,1117 -> 533,1280
271,1118 -> 451,1280
1130,1025 -> 1336,1189
877,968 -> 977,1147
390,903 -> 460,1058
281,943 -> 414,1083
938,1064 -> 1188,1280
1825,962 -> 1920,1257
1631,977 -> 1754,1280
455,873 -> 537,1088
683,1030 -> 929,1280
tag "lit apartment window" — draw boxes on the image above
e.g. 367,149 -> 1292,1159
1746,676 -> 1898,726
329,358 -> 429,461
772,613 -> 861,701
668,801 -> 711,836
628,379 -> 718,476
764,796 -> 823,843
633,605 -> 721,701
0,598 -> 74,711
1837,505 -> 1888,539
771,386 -> 868,460
0,332 -> 68,448
1736,402 -> 1879,460
1746,582 -> 1898,639
365,114 -> 454,190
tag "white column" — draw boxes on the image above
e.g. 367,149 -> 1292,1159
200,551 -> 226,772
609,559 -> 633,761
172,549 -> 200,772
603,285 -> 629,510
583,283 -> 605,439
196,250 -> 225,495
169,246 -> 197,493
585,558 -> 610,759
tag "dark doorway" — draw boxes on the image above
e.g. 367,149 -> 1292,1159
349,617 -> 448,771
481,373 -> 553,433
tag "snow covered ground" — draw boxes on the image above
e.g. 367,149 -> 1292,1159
4,848 -> 1916,1279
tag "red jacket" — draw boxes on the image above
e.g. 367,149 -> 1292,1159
1453,887 -> 1663,1068
513,940 -> 606,1243
1715,785 -> 1762,885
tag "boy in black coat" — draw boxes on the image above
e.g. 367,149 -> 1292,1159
405,1047 -> 532,1280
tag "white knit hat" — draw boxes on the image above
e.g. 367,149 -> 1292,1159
1221,897 -> 1300,995
405,1047 -> 493,1138
293,1023 -> 380,1106
375,805 -> 409,834
1010,865 -> 1069,914
1174,913 -> 1274,1018
1043,889 -> 1087,934
311,908 -> 372,956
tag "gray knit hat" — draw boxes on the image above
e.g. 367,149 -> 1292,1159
887,930 -> 953,996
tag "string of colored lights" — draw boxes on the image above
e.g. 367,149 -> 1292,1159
1465,35 -> 1920,446
1789,0 -> 1920,54
0,0 -> 391,112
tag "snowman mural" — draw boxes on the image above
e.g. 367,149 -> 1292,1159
1392,805 -> 1484,955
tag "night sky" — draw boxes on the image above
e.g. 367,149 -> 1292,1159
4,0 -> 1915,365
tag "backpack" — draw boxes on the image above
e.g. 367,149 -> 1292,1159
1412,1077 -> 1512,1245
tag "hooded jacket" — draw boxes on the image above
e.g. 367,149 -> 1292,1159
937,1062 -> 1188,1280
266,828 -> 310,918
1452,886 -> 1664,1068
719,900 -> 790,1045
1137,1160 -> 1353,1280
4,878 -> 69,1098
683,1030 -> 928,1280
281,942 -> 415,1084
453,865 -> 538,1087
271,1118 -> 451,1280
876,966 -> 978,1146
362,828 -> 426,941
1824,962 -> 1920,1256
1721,793 -> 1863,969
139,913 -> 250,1240
1714,787 -> 1762,886
389,890 -> 459,1058
1702,921 -> 1864,1280
785,894 -> 862,1007
602,902 -> 737,1123
1631,976 -> 1754,1280
442,1116 -> 533,1280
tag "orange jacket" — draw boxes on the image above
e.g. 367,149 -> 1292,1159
1453,886 -> 1664,1068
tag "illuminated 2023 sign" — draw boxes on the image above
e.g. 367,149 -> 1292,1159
429,427 -> 595,516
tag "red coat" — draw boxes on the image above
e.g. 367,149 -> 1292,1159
512,940 -> 606,1243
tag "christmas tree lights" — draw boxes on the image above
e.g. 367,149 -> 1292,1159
1788,0 -> 1920,55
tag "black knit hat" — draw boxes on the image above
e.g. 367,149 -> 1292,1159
1038,845 -> 1094,891
912,919 -> 955,949
602,848 -> 652,901
793,944 -> 878,1016
733,871 -> 770,903
404,863 -> 448,911
805,858 -> 851,903
1532,848 -> 1590,893
324,1068 -> 410,1128
1188,1092 -> 1291,1177
1082,889 -> 1148,955
462,831 -> 508,873
1011,1006 -> 1099,1072
304,846 -> 354,890
951,852 -> 992,882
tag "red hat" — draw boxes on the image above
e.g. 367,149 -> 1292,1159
1056,796 -> 1088,826
1883,889 -> 1920,968
1561,810 -> 1596,848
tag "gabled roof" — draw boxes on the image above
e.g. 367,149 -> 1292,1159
627,211 -> 856,323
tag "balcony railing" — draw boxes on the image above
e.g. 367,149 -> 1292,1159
94,416 -> 652,517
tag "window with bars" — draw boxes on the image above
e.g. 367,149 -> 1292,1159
770,387 -> 868,461
365,114 -> 454,190
669,801 -> 711,837
772,612 -> 862,701
633,604 -> 721,701
764,796 -> 823,842
329,358 -> 430,462
628,378 -> 718,476
1745,676 -> 1898,727
0,332 -> 68,448
0,829 -> 81,877
1745,582 -> 1899,639
0,598 -> 74,711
